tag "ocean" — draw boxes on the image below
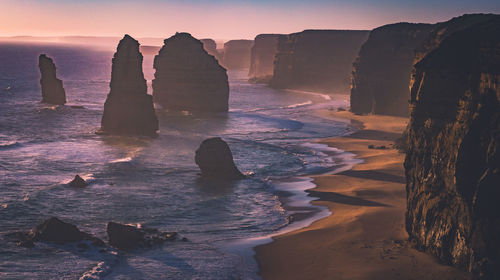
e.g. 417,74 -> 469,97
0,41 -> 356,279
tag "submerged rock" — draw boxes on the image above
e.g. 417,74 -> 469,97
405,16 -> 500,278
152,32 -> 229,112
270,30 -> 369,93
100,35 -> 158,136
248,34 -> 280,83
106,222 -> 177,250
39,54 -> 66,105
69,175 -> 87,187
195,137 -> 244,179
221,40 -> 253,70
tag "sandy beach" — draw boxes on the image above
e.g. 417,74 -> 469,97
255,111 -> 471,280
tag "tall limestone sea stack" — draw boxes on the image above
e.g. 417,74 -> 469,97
270,30 -> 369,93
248,34 -> 280,83
349,23 -> 433,116
100,35 -> 158,136
39,54 -> 66,105
152,33 -> 229,112
221,40 -> 253,70
405,16 -> 500,279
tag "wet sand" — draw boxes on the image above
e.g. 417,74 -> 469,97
255,111 -> 471,280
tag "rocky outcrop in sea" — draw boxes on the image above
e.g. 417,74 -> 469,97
195,137 -> 245,180
221,40 -> 253,70
152,32 -> 229,112
39,54 -> 66,105
248,34 -> 280,83
107,222 -> 178,250
405,16 -> 500,279
100,35 -> 158,136
270,30 -> 369,93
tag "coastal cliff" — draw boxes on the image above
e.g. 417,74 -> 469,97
200,38 -> 222,61
152,33 -> 229,112
405,16 -> 500,279
100,35 -> 158,136
221,40 -> 253,70
350,23 -> 433,116
270,30 -> 369,93
39,54 -> 66,105
248,34 -> 280,83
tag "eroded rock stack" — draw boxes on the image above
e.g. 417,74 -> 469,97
349,23 -> 433,116
100,35 -> 158,136
200,38 -> 222,61
221,40 -> 253,70
270,30 -> 369,93
152,33 -> 229,112
39,54 -> 66,105
195,137 -> 244,179
405,16 -> 500,278
248,34 -> 280,83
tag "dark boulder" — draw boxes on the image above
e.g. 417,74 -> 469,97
100,35 -> 159,136
39,54 -> 66,105
106,222 -> 177,250
195,137 -> 244,179
69,175 -> 87,187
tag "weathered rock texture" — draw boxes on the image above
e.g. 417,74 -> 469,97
195,137 -> 244,179
200,38 -> 222,61
39,54 -> 66,105
350,23 -> 433,116
248,34 -> 280,83
100,35 -> 158,136
270,30 -> 369,93
107,222 -> 177,250
405,16 -> 500,279
221,40 -> 253,70
152,33 -> 229,112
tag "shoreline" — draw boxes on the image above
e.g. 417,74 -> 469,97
254,111 -> 471,280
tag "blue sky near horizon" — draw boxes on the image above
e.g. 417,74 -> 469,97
1,0 -> 499,39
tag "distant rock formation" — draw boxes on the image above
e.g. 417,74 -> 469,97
100,35 -> 158,136
107,222 -> 177,250
270,30 -> 369,93
405,16 -> 500,279
195,137 -> 244,179
349,23 -> 433,116
248,34 -> 280,83
39,54 -> 66,105
221,40 -> 253,70
200,38 -> 222,61
69,175 -> 87,187
152,32 -> 229,112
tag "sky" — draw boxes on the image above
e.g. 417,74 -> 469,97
1,0 -> 499,40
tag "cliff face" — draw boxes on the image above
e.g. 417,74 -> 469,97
248,34 -> 280,83
405,16 -> 500,278
221,40 -> 253,70
39,54 -> 66,105
100,35 -> 158,136
152,33 -> 229,112
270,30 -> 369,93
350,23 -> 433,116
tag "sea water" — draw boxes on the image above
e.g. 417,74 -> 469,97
0,41 -> 355,279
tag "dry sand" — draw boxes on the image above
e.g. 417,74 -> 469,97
255,111 -> 471,280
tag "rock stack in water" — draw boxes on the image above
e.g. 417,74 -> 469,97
405,16 -> 500,279
221,40 -> 253,70
152,33 -> 229,112
270,30 -> 369,93
100,35 -> 158,136
248,34 -> 280,83
195,137 -> 244,180
349,23 -> 433,116
39,54 -> 66,105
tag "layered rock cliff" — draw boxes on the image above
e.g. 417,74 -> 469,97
100,35 -> 158,136
152,33 -> 229,112
405,16 -> 500,279
221,40 -> 253,70
350,23 -> 433,116
270,30 -> 369,93
248,34 -> 280,83
39,54 -> 66,105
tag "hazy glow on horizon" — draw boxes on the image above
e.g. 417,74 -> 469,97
2,0 -> 499,40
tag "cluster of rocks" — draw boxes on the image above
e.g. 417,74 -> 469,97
404,15 -> 500,278
39,54 -> 66,105
6,217 -> 181,251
